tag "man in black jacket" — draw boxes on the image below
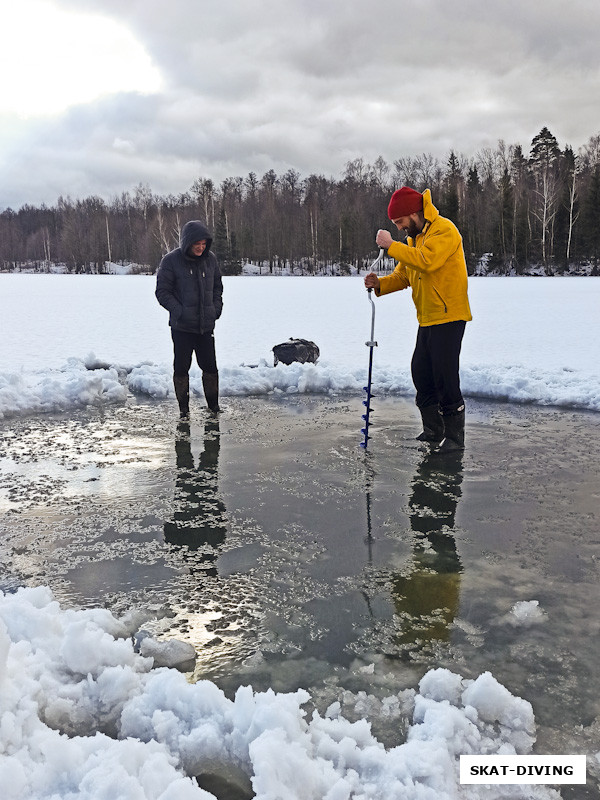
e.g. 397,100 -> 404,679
155,220 -> 223,417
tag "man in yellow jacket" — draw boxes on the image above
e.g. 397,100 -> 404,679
364,186 -> 472,451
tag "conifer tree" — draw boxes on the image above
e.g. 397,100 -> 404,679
529,127 -> 561,264
441,150 -> 461,224
582,165 -> 600,269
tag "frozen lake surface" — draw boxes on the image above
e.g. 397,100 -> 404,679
1,393 -> 599,798
1,274 -> 599,798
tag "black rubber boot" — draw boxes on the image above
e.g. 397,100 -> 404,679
202,371 -> 221,414
437,409 -> 465,452
173,374 -> 190,418
416,405 -> 445,444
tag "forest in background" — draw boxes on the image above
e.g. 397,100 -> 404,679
1,127 -> 600,276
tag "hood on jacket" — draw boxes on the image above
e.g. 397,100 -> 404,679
405,189 -> 439,246
180,220 -> 213,257
422,189 -> 439,224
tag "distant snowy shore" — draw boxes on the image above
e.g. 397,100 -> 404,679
1,255 -> 599,277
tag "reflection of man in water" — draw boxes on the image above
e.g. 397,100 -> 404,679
391,451 -> 463,655
164,419 -> 227,576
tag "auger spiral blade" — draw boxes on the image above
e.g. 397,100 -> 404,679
359,249 -> 383,449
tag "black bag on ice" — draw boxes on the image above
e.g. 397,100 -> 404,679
272,338 -> 320,366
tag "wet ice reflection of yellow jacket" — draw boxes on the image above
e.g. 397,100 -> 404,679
377,189 -> 472,327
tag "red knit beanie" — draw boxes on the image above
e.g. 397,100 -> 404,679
387,187 -> 423,220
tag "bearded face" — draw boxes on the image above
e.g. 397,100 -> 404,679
392,214 -> 423,240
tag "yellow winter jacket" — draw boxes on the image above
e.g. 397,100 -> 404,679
377,189 -> 472,326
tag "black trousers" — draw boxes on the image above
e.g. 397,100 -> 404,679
411,321 -> 466,414
171,329 -> 218,376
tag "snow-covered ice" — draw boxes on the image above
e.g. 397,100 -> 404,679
505,601 -> 548,628
1,274 -> 599,419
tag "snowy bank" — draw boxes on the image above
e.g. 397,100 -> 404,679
2,355 -> 600,421
0,587 -> 560,800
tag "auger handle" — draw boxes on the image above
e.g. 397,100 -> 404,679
369,248 -> 385,273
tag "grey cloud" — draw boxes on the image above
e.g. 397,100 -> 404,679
1,0 -> 599,208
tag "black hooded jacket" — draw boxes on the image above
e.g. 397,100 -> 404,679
155,220 -> 223,334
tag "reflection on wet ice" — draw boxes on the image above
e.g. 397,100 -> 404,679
389,451 -> 463,655
163,419 -> 228,577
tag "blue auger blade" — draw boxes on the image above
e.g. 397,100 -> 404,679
360,428 -> 370,437
359,441 -> 368,449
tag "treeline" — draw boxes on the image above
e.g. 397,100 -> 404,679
1,127 -> 600,276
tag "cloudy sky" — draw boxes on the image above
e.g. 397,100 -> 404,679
1,0 -> 599,209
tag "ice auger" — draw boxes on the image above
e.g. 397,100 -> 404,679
360,249 -> 384,449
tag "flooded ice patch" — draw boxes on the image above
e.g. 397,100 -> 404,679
0,397 -> 599,797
